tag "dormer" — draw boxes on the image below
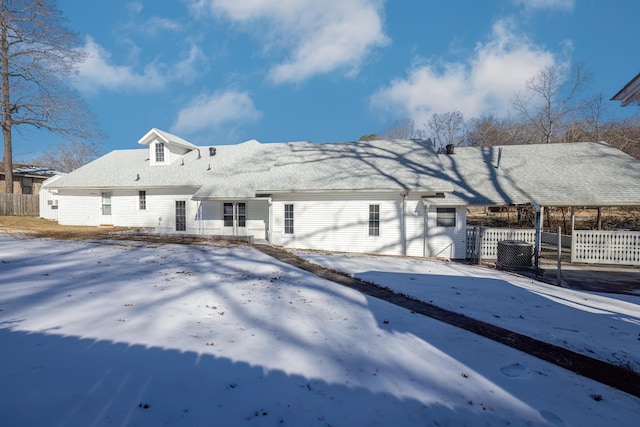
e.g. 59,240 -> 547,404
138,128 -> 198,166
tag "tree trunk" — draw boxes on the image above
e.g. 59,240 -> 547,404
1,2 -> 13,193
596,207 -> 602,230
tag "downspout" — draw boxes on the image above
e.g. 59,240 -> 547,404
422,200 -> 430,257
401,192 -> 408,256
198,200 -> 202,235
267,197 -> 273,243
533,202 -> 543,271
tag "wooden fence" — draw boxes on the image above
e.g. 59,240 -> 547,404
0,194 -> 39,216
466,227 -> 536,260
572,230 -> 640,265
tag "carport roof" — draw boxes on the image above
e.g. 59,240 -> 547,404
438,141 -> 640,207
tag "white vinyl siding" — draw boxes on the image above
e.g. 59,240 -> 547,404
424,205 -> 466,259
271,193 -> 404,255
57,188 -> 201,232
57,190 -> 102,226
149,138 -> 192,166
55,187 -> 466,258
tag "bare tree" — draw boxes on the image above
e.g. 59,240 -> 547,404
467,115 -> 518,146
427,111 -> 466,148
512,63 -> 590,144
1,0 -> 97,193
31,140 -> 100,172
382,117 -> 426,139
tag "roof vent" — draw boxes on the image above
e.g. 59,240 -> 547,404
445,144 -> 455,155
209,147 -> 217,157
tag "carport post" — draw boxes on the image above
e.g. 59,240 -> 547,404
533,203 -> 543,271
556,226 -> 562,286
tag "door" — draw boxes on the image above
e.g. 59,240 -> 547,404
176,201 -> 186,231
222,202 -> 246,236
101,192 -> 112,225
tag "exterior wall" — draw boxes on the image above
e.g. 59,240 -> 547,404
57,187 -> 199,230
57,189 -> 102,226
0,175 -> 47,194
55,186 -> 466,258
39,177 -> 62,221
424,205 -> 467,259
405,199 -> 427,257
270,193 -> 466,258
149,139 -> 189,166
195,199 -> 269,239
55,187 -> 270,238
270,192 -> 446,256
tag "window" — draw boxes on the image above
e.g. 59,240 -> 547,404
369,204 -> 380,236
223,202 -> 234,227
139,191 -> 146,210
284,204 -> 294,234
176,201 -> 186,231
223,202 -> 247,227
436,207 -> 456,227
101,192 -> 112,215
237,202 -> 246,227
22,177 -> 33,194
155,142 -> 165,163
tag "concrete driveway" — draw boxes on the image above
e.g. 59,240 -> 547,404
539,258 -> 640,295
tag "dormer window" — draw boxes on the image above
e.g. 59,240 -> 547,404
155,142 -> 165,163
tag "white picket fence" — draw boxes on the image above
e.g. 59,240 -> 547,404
466,227 -> 536,260
572,230 -> 640,265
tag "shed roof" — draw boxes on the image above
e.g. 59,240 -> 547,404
438,142 -> 640,206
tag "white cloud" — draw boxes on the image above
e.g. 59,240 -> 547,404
171,90 -> 262,135
74,37 -> 165,93
124,1 -> 181,36
370,19 -> 556,127
514,0 -> 574,11
73,37 -> 206,94
192,0 -> 389,84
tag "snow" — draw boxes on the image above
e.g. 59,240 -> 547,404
295,251 -> 640,373
0,235 -> 638,426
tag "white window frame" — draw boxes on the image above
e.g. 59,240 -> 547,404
284,204 -> 294,235
436,207 -> 457,227
176,200 -> 187,231
155,142 -> 165,163
139,190 -> 146,210
368,204 -> 380,236
101,192 -> 112,216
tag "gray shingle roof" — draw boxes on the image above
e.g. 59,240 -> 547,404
48,138 -> 454,197
438,142 -> 640,206
48,130 -> 640,207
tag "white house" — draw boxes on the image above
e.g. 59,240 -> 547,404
42,128 -> 640,259
43,128 -> 468,258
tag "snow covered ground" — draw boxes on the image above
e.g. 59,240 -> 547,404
1,234 -> 639,426
295,251 -> 640,373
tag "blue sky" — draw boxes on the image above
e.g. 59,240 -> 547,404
14,0 -> 640,159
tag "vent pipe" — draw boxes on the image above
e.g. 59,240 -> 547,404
209,147 -> 217,157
